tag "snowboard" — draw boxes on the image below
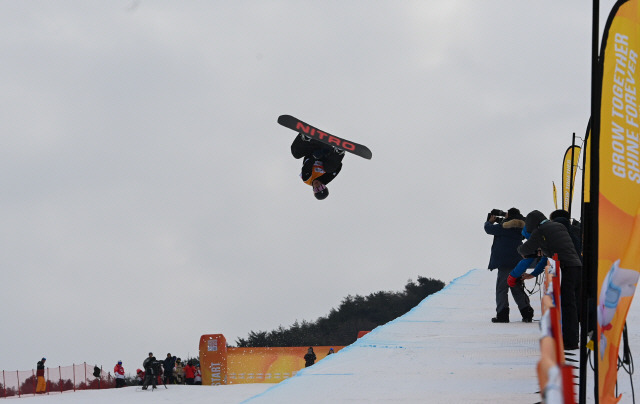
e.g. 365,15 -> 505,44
277,115 -> 372,160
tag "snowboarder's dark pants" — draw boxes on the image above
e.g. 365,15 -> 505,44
496,268 -> 530,314
186,378 -> 194,385
560,264 -> 582,348
115,378 -> 125,388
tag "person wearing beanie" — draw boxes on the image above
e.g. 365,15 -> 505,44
304,347 -> 317,367
142,353 -> 158,390
484,207 -> 534,323
36,357 -> 46,394
290,133 -> 345,200
163,353 -> 176,385
114,360 -> 125,388
549,209 -> 582,259
518,210 -> 583,349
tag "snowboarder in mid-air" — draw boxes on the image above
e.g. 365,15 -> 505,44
279,115 -> 372,200
291,133 -> 345,200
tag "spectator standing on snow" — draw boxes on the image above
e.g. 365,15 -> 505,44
174,357 -> 184,384
136,369 -> 145,385
549,209 -> 583,260
194,366 -> 202,385
184,361 -> 196,385
142,353 -> 157,390
304,347 -> 316,367
114,360 -> 125,388
163,353 -> 175,384
484,208 -> 535,323
518,210 -> 583,349
36,358 -> 46,394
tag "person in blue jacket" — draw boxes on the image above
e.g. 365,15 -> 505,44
517,210 -> 582,349
508,235 -> 548,287
508,209 -> 580,284
484,207 -> 535,323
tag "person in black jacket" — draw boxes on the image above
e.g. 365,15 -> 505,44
484,208 -> 535,323
549,209 -> 582,260
291,133 -> 344,200
304,347 -> 316,367
142,353 -> 158,390
163,353 -> 175,385
518,210 -> 583,349
36,358 -> 46,394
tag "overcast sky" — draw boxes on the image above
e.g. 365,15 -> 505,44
0,1 -> 618,372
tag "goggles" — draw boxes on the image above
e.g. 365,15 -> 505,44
313,182 -> 327,193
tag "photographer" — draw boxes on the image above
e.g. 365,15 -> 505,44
518,210 -> 582,349
484,208 -> 534,323
142,352 -> 160,390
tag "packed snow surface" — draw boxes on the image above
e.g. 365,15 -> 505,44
10,269 -> 640,403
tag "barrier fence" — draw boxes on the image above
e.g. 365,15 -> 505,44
0,363 -> 115,398
537,254 -> 577,404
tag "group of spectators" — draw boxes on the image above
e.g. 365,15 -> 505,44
101,353 -> 201,390
134,353 -> 201,390
484,207 -> 582,350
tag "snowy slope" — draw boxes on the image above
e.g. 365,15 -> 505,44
12,269 -> 640,403
244,268 -> 544,404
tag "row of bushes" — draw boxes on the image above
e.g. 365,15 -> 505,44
235,276 -> 445,347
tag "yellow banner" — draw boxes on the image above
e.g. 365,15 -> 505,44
597,1 -> 640,402
198,334 -> 343,386
562,145 -> 581,212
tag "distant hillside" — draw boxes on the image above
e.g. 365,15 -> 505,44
235,276 -> 445,347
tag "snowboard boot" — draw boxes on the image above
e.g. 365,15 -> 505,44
491,308 -> 509,323
520,306 -> 534,323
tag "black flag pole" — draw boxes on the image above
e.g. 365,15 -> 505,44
569,132 -> 576,217
580,0 -> 601,403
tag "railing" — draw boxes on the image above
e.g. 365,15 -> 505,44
537,254 -> 577,404
0,363 -> 115,398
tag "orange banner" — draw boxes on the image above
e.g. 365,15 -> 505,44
198,335 -> 343,385
199,334 -> 228,385
597,1 -> 640,402
227,346 -> 341,384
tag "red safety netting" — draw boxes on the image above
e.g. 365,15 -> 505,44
0,363 -> 115,398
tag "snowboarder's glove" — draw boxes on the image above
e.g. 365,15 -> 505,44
507,275 -> 518,287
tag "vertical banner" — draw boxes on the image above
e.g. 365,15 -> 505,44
562,145 -> 582,212
553,181 -> 559,210
596,1 -> 640,402
199,334 -> 227,386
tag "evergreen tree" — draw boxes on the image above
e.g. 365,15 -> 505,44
235,277 -> 445,347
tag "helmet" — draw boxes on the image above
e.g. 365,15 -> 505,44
313,185 -> 329,200
118,361 -> 122,365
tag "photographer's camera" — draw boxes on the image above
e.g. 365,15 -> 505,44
487,209 -> 506,222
